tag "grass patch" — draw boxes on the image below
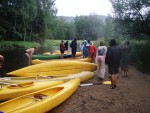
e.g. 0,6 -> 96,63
0,41 -> 40,49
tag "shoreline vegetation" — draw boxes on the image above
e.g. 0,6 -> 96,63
0,39 -> 150,73
0,39 -> 147,49
0,39 -> 105,49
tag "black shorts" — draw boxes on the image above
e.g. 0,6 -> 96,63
108,66 -> 119,74
24,51 -> 28,53
72,50 -> 76,57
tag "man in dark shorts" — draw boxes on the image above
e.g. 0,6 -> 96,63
70,39 -> 77,58
105,39 -> 122,89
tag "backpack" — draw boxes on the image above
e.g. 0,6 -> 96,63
98,48 -> 105,56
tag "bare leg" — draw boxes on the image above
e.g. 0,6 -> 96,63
61,53 -> 64,59
25,53 -> 31,66
29,59 -> 31,65
114,75 -> 117,87
111,75 -> 115,87
125,71 -> 128,77
110,74 -> 117,89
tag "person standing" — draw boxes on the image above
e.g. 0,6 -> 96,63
95,41 -> 107,81
25,48 -> 36,65
64,40 -> 69,51
83,40 -> 89,58
70,39 -> 77,58
60,40 -> 65,59
0,55 -> 4,77
120,40 -> 131,77
105,39 -> 122,89
88,41 -> 97,62
80,41 -> 85,58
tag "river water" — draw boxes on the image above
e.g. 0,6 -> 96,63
0,46 -> 59,76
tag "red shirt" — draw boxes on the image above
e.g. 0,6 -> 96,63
60,43 -> 65,51
88,45 -> 97,57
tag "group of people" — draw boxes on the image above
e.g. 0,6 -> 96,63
80,40 -> 97,62
80,39 -> 131,89
0,39 -> 131,90
60,39 -> 77,59
60,38 -> 131,89
95,39 -> 131,89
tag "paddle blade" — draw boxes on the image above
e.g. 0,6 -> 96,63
102,81 -> 111,85
80,83 -> 93,86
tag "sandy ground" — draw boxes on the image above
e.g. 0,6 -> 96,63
49,65 -> 150,113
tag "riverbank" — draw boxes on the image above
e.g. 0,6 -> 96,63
0,40 -> 99,50
49,65 -> 150,113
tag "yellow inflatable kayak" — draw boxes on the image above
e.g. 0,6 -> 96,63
32,57 -> 92,65
0,78 -> 80,113
6,61 -> 97,77
0,80 -> 63,101
1,71 -> 94,83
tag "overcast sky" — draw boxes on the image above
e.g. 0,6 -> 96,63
55,0 -> 113,16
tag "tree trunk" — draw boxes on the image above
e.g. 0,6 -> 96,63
23,28 -> 26,41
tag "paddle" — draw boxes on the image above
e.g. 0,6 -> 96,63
80,81 -> 111,87
0,77 -> 11,80
0,81 -> 11,85
0,81 -> 34,88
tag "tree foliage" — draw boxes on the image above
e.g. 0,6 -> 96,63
110,0 -> 150,39
0,0 -> 57,41
75,15 -> 105,40
54,17 -> 77,40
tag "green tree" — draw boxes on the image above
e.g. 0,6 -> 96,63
54,17 -> 77,40
0,0 -> 57,41
110,0 -> 150,39
75,15 -> 105,40
32,0 -> 57,42
19,0 -> 37,41
54,17 -> 67,39
65,22 -> 77,40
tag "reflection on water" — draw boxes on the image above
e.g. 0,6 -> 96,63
0,46 -> 59,76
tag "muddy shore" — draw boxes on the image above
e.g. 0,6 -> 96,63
49,65 -> 150,113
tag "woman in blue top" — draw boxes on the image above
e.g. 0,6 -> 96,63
83,40 -> 89,58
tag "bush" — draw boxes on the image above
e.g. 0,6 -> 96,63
132,40 -> 150,73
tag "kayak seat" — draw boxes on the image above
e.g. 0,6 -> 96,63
34,94 -> 48,100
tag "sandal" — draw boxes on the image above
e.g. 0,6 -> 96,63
109,86 -> 114,89
99,78 -> 103,81
109,85 -> 117,89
